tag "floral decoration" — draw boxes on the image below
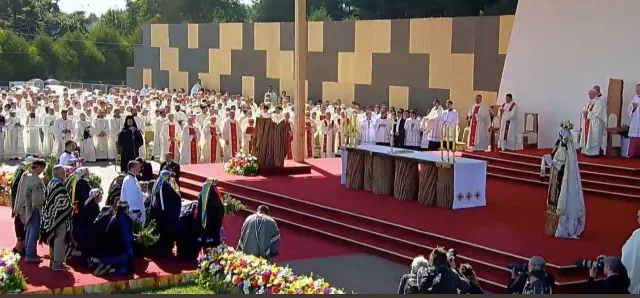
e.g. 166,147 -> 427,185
0,171 -> 14,206
196,245 -> 345,294
223,154 -> 259,176
0,249 -> 27,294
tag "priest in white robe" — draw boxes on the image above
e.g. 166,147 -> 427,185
420,100 -> 445,150
373,109 -> 392,146
109,110 -> 125,160
580,89 -> 606,156
404,110 -> 422,150
466,95 -> 490,151
332,113 -> 345,153
201,116 -> 222,163
319,112 -> 335,158
162,113 -> 182,159
442,100 -> 460,149
358,112 -> 376,145
42,109 -> 56,157
179,116 -> 200,165
152,111 -> 167,160
627,84 -> 640,158
5,110 -> 26,160
93,110 -> 110,160
498,93 -> 519,151
76,113 -> 96,162
25,110 -> 42,157
621,210 -> 640,294
222,111 -> 242,161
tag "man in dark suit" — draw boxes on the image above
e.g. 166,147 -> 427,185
394,109 -> 407,148
135,157 -> 153,182
159,152 -> 181,182
586,257 -> 630,294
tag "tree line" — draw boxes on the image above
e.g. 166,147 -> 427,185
0,0 -> 518,86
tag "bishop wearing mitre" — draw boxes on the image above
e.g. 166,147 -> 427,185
420,99 -> 445,150
201,116 -> 222,163
162,113 -> 182,159
498,94 -> 519,151
222,110 -> 242,161
320,112 -> 335,158
242,118 -> 256,155
627,83 -> 640,158
180,116 -> 200,165
466,95 -> 490,151
580,89 -> 606,156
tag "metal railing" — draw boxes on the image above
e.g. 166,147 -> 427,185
60,81 -> 127,93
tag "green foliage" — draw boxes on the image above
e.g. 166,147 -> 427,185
308,6 -> 333,22
133,218 -> 161,248
222,194 -> 246,216
87,173 -> 102,189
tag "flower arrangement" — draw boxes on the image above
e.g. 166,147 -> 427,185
222,194 -> 245,216
223,154 -> 259,176
0,249 -> 27,294
196,245 -> 345,294
0,171 -> 14,206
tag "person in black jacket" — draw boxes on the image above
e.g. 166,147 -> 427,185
459,264 -> 484,294
508,256 -> 555,294
159,152 -> 181,182
397,255 -> 430,294
585,257 -> 631,294
394,109 -> 407,148
135,157 -> 153,182
117,115 -> 144,172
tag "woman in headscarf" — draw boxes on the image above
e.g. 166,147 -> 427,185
71,188 -> 103,261
149,170 -> 182,256
117,115 -> 144,172
65,167 -> 93,256
89,200 -> 134,277
196,179 -> 225,249
106,173 -> 126,207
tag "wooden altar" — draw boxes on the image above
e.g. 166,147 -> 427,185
252,117 -> 288,170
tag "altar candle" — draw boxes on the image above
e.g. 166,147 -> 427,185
440,124 -> 444,149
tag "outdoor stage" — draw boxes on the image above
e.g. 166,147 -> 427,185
176,153 -> 639,293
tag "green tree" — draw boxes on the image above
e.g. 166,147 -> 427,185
0,30 -> 40,80
308,5 -> 333,21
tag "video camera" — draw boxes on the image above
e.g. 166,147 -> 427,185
575,256 -> 605,271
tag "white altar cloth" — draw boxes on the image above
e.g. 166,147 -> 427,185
342,145 -> 488,210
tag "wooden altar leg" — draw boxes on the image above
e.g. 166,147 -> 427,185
363,153 -> 374,191
346,150 -> 365,190
372,154 -> 394,195
418,163 -> 438,205
436,165 -> 454,208
393,159 -> 419,201
544,211 -> 560,236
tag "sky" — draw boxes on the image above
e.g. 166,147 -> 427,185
58,0 -> 253,15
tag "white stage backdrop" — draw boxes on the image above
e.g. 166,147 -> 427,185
499,0 -> 640,148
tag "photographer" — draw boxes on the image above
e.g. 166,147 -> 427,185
459,264 -> 483,294
398,256 -> 430,294
507,256 -> 555,294
585,257 -> 630,294
414,247 -> 470,294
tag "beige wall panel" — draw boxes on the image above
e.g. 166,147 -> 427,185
337,52 -> 355,84
355,20 -> 391,54
352,52 -> 372,85
474,91 -> 498,106
429,53 -> 453,89
142,69 -> 152,86
242,76 -> 255,99
279,51 -> 294,80
389,86 -> 409,110
254,22 -> 280,51
169,71 -> 189,91
188,24 -> 199,49
208,49 -> 232,76
450,54 -> 475,128
266,50 -> 281,79
220,23 -> 243,50
160,47 -> 179,71
322,81 -> 355,102
499,15 -> 515,55
198,73 -> 220,91
409,18 -> 452,54
150,24 -> 169,48
308,22 -> 324,52
279,78 -> 295,97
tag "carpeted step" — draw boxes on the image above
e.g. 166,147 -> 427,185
177,181 -> 591,293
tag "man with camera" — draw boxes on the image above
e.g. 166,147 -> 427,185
507,256 -> 555,294
402,247 -> 470,294
583,256 -> 631,293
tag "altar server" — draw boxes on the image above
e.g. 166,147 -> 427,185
466,95 -> 490,151
374,109 -> 392,146
404,110 -> 421,150
580,89 -> 606,156
498,93 -> 519,151
358,111 -> 376,145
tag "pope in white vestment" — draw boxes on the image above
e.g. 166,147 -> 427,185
498,95 -> 519,151
466,95 -> 490,151
179,117 -> 200,165
93,114 -> 110,160
627,86 -> 640,158
622,216 -> 640,294
421,102 -> 445,150
580,89 -> 606,156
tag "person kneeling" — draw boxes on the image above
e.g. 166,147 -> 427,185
149,170 -> 182,257
237,205 -> 280,263
89,201 -> 134,277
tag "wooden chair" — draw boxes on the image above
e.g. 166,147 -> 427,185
490,105 -> 501,151
518,113 -> 539,150
456,126 -> 470,151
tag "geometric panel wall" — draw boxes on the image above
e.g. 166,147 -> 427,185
127,15 -> 515,116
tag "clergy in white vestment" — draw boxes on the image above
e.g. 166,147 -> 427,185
93,110 -> 110,160
284,112 -> 294,159
242,118 -> 256,155
622,210 -> 640,294
420,100 -> 445,150
58,141 -> 77,166
25,110 -> 42,156
627,84 -> 640,158
442,100 -> 460,149
542,121 -> 585,239
373,109 -> 392,146
121,161 -> 145,224
580,89 -> 606,156
162,114 -> 182,159
403,110 -> 422,150
303,112 -> 317,158
319,112 -> 335,158
179,116 -> 200,165
0,116 -> 6,160
132,112 -> 146,159
358,112 -> 376,145
332,113 -> 345,153
76,113 -> 96,162
466,95 -> 490,151
498,93 -> 519,151
201,116 -> 222,163
109,110 -> 125,159
42,109 -> 56,157
222,111 -> 242,161
152,111 -> 167,159
5,110 -> 26,160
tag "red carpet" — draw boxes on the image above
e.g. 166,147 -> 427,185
0,207 -> 357,293
504,148 -> 640,169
